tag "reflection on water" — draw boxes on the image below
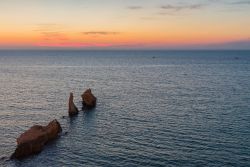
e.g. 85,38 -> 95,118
83,109 -> 97,124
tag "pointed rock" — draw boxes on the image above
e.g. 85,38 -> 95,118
81,89 -> 97,109
68,92 -> 79,116
11,119 -> 62,159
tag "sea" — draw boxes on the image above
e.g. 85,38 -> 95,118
0,50 -> 249,167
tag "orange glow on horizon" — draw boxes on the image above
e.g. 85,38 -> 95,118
0,30 -> 247,49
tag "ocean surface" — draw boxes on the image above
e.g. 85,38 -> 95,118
0,50 -> 250,167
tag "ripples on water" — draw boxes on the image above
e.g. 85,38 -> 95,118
0,50 -> 250,167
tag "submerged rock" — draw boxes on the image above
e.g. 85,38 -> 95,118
81,89 -> 97,109
68,92 -> 79,116
11,119 -> 62,159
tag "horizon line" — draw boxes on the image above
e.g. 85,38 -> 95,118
0,48 -> 249,51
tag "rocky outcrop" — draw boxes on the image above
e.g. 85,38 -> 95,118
81,89 -> 97,109
11,119 -> 62,159
68,92 -> 79,116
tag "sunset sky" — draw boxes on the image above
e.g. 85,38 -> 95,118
0,0 -> 250,49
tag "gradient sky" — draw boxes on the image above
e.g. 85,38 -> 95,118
0,0 -> 250,49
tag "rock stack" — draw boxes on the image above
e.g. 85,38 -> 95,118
81,89 -> 97,109
11,120 -> 62,159
68,92 -> 79,116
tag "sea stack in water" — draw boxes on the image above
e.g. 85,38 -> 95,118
81,89 -> 97,109
11,119 -> 62,159
68,92 -> 79,116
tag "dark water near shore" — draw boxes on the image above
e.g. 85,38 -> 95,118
0,50 -> 250,167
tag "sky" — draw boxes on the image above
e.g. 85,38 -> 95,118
0,0 -> 250,50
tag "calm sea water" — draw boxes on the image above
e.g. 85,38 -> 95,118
0,50 -> 250,167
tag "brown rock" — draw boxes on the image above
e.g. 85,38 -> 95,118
11,119 -> 62,159
68,92 -> 79,116
81,89 -> 97,109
